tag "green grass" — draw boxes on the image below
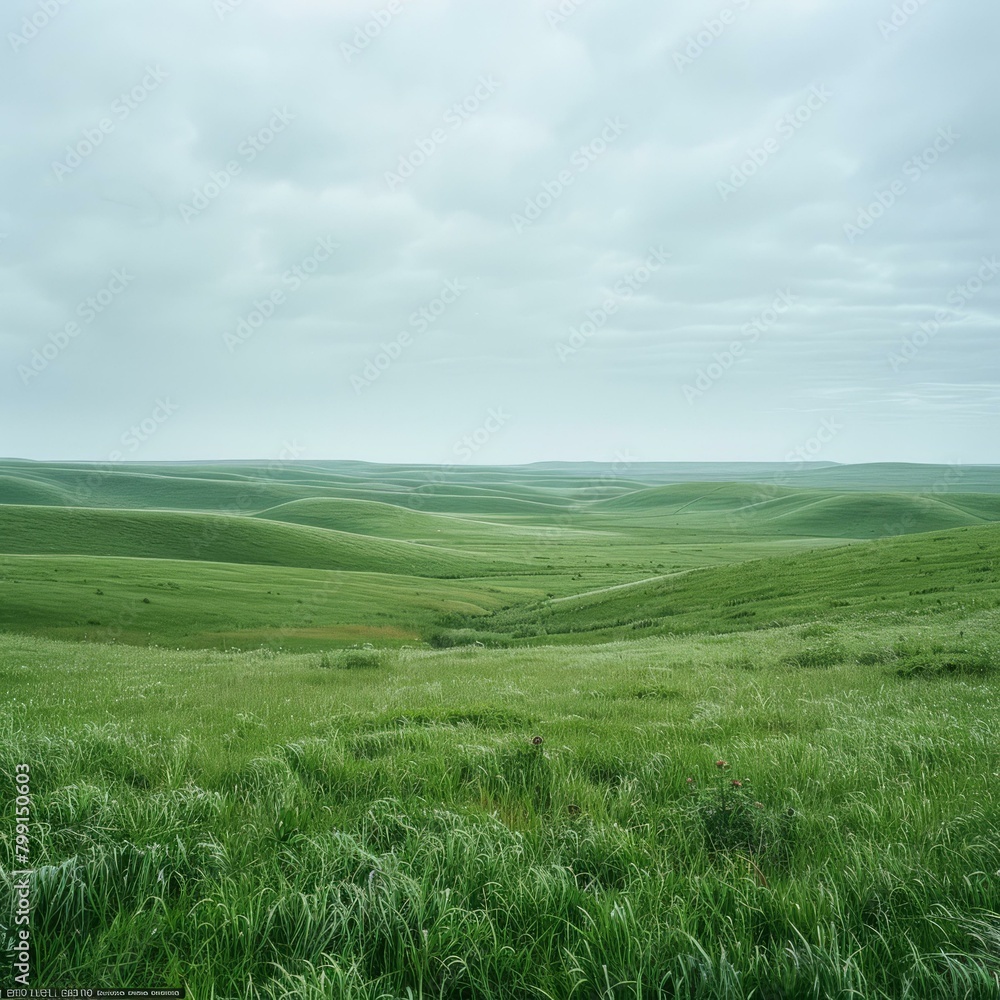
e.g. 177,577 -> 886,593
0,554 -> 529,649
2,460 -> 1000,997
2,614 -> 999,997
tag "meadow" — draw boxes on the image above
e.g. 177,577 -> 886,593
1,459 -> 999,998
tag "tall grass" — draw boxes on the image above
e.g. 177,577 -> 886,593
2,620 -> 999,998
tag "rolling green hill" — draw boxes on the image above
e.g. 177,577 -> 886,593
780,462 -> 1000,493
252,497 -> 533,542
0,553 -> 526,649
593,483 -> 1000,537
3,461 -> 999,654
461,522 -> 1000,644
0,473 -> 75,506
0,505 -> 519,577
753,492 -> 995,537
594,482 -> 792,513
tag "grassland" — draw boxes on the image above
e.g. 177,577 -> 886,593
1,460 -> 999,998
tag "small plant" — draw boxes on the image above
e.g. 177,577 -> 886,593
686,759 -> 796,867
318,648 -> 394,670
780,641 -> 846,668
484,735 -> 553,811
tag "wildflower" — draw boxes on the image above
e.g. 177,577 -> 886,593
715,759 -> 729,769
531,735 -> 544,746
731,779 -> 743,788
686,777 -> 695,785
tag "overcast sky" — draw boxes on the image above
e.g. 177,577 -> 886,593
1,0 -> 997,465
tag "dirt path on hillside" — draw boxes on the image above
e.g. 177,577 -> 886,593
549,568 -> 695,604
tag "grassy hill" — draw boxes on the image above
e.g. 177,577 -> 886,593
594,483 -> 1000,537
252,497 -> 538,543
0,505 -> 519,577
780,461 -> 1000,493
752,491 -> 997,537
0,473 -> 76,506
0,553 -> 527,649
456,523 -> 1000,644
594,482 -> 792,513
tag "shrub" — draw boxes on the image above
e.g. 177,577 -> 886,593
857,641 -> 996,677
686,764 -> 797,868
780,641 -> 847,668
895,649 -> 995,679
318,648 -> 394,670
427,629 -> 512,649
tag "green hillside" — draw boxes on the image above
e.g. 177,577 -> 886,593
462,523 -> 1000,643
755,492 -> 995,537
594,483 -> 1000,537
594,482 -> 793,513
0,473 -> 75,506
253,497 -> 540,541
0,505 -> 517,577
781,462 -> 1000,493
0,553 -> 525,649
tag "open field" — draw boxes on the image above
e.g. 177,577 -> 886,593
2,461 -> 999,997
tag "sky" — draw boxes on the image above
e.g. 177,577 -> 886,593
1,0 -> 998,466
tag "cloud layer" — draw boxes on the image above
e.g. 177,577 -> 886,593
2,0 -> 997,464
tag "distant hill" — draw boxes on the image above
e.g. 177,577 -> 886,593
0,505 -> 519,577
252,497 -> 540,542
475,522 -> 1000,643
